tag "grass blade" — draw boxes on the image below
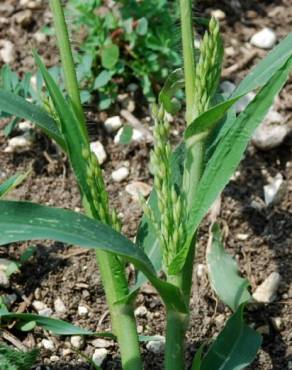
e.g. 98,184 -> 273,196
0,173 -> 29,199
201,305 -> 262,370
206,224 -> 251,311
0,89 -> 65,149
0,201 -> 187,313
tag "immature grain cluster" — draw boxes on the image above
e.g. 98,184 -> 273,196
193,17 -> 223,117
142,104 -> 186,270
82,147 -> 121,231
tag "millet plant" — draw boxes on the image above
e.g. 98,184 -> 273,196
0,0 -> 291,369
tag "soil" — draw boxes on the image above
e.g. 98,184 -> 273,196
0,0 -> 292,369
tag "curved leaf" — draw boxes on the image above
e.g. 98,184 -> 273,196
0,173 -> 29,199
201,305 -> 262,370
0,89 -> 65,149
206,224 -> 251,312
0,310 -> 92,336
159,68 -> 184,114
216,33 -> 292,145
0,201 -> 187,313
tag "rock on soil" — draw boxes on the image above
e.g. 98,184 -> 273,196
54,298 -> 66,314
253,272 -> 281,303
0,40 -> 15,63
41,339 -> 54,350
263,173 -> 286,206
92,348 -> 109,366
252,123 -> 290,151
104,116 -> 123,133
250,28 -> 277,49
146,336 -> 165,354
90,141 -> 107,164
70,335 -> 85,350
4,134 -> 33,153
111,167 -> 129,182
125,181 -> 152,200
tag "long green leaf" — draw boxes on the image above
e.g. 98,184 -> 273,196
215,33 -> 292,144
206,224 -> 251,312
0,173 -> 29,199
135,143 -> 185,287
201,305 -> 262,370
0,310 -> 92,336
173,57 -> 292,270
0,201 -> 187,313
191,344 -> 205,370
0,89 -> 65,149
234,33 -> 292,97
34,53 -> 95,214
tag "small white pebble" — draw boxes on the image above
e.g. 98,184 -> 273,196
111,167 -> 129,182
18,121 -> 34,131
54,298 -> 66,314
33,31 -> 46,43
196,264 -> 206,279
38,308 -> 53,317
0,271 -> 9,288
41,339 -> 54,350
236,234 -> 249,241
4,134 -> 32,153
32,300 -> 47,312
253,272 -> 281,303
137,325 -> 143,334
250,28 -> 277,49
92,348 -> 108,367
78,305 -> 89,317
50,355 -> 59,362
0,40 -> 15,64
90,141 -> 107,164
252,123 -> 289,151
70,336 -> 85,349
134,305 -> 148,318
104,116 -> 123,133
146,336 -> 165,354
271,317 -> 283,331
92,338 -> 113,348
211,9 -> 226,20
264,173 -> 285,206
125,181 -> 152,200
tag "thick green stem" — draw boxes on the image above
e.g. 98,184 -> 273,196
165,244 -> 196,370
49,0 -> 87,135
179,0 -> 196,125
97,251 -> 142,370
49,2 -> 142,368
165,1 -> 203,369
165,310 -> 188,370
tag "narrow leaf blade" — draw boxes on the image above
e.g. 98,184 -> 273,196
0,89 -> 65,149
0,201 -> 187,313
206,224 -> 251,311
0,310 -> 92,335
0,173 -> 29,199
201,305 -> 262,370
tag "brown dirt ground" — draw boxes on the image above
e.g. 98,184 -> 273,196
0,0 -> 291,369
